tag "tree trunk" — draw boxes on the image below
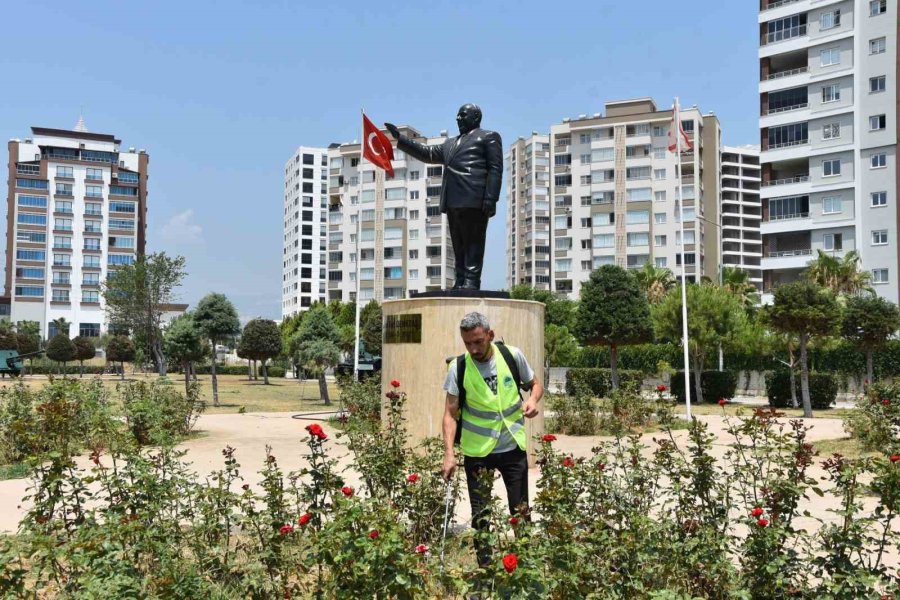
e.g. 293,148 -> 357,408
262,360 -> 269,385
184,362 -> 191,396
866,349 -> 874,385
120,362 -> 125,381
609,344 -> 619,392
152,339 -> 167,377
789,348 -> 798,408
799,333 -> 812,418
318,371 -> 331,406
211,345 -> 220,407
80,360 -> 84,377
693,355 -> 704,405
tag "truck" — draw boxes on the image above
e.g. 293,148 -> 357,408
0,349 -> 45,377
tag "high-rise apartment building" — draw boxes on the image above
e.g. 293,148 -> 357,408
282,146 -> 329,318
324,126 -> 455,303
759,0 -> 898,302
507,98 -> 722,299
721,145 -> 763,289
5,124 -> 147,339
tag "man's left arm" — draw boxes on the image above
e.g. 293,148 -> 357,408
482,131 -> 503,217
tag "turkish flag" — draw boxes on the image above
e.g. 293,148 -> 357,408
362,113 -> 395,177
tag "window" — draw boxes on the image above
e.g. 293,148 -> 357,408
14,286 -> 43,297
384,227 -> 402,240
16,231 -> 45,243
627,188 -> 652,202
18,213 -> 46,225
109,185 -> 137,196
823,196 -> 842,214
820,47 -> 840,66
654,235 -> 667,247
682,207 -> 696,221
54,236 -> 71,249
83,255 -> 100,268
554,174 -> 572,186
117,171 -> 138,183
409,190 -> 419,201
655,257 -> 667,268
554,154 -> 571,166
16,178 -> 48,190
109,219 -> 134,230
592,148 -> 614,162
820,10 -> 840,30
870,76 -> 886,93
593,234 -> 614,248
17,267 -> 44,279
84,238 -> 101,251
85,202 -> 102,216
823,159 -> 841,177
873,268 -> 889,284
86,167 -> 103,180
55,183 -> 73,195
822,84 -> 840,103
55,201 -> 73,214
593,212 -> 613,226
871,191 -> 888,207
52,289 -> 70,302
51,271 -> 69,284
870,0 -> 886,16
408,229 -> 418,240
869,115 -> 887,131
83,273 -> 100,285
16,249 -> 45,261
17,195 -> 47,208
56,166 -> 73,178
823,233 -> 843,251
654,212 -> 667,224
626,210 -> 650,224
871,153 -> 887,168
108,254 -> 135,266
384,266 -> 402,279
870,37 -> 886,54
580,217 -> 592,228
872,230 -> 889,245
822,123 -> 841,139
627,232 -> 649,247
655,191 -> 666,202
110,201 -> 136,213
85,185 -> 103,198
82,290 -> 100,303
302,153 -> 314,165
54,218 -> 72,231
79,323 -> 101,337
385,187 -> 406,201
425,186 -> 441,198
54,254 -> 71,266
555,259 -> 571,272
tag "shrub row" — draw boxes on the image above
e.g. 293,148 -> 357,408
188,364 -> 285,377
669,370 -> 739,404
564,368 -> 643,397
765,370 -> 838,410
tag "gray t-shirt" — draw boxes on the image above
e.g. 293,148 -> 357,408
443,345 -> 535,454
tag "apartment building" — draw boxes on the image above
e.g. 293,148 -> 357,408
759,0 -> 898,302
507,133 -> 552,289
722,145 -> 763,289
282,146 -> 329,318
5,124 -> 147,339
324,126 -> 455,303
509,98 -> 721,299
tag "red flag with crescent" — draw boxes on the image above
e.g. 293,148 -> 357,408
362,113 -> 394,177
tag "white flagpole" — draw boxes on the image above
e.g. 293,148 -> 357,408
675,97 -> 692,420
354,109 -> 364,381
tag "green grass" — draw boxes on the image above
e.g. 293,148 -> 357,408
811,437 -> 879,460
0,462 -> 28,480
687,403 -> 854,420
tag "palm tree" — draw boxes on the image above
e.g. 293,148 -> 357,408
805,250 -> 873,297
634,262 -> 675,303
50,317 -> 70,339
720,267 -> 760,309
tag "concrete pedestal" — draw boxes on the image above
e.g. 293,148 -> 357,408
381,296 -> 545,466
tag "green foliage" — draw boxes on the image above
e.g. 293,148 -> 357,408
360,300 -> 382,356
337,375 -> 382,421
240,318 -> 282,382
766,281 -> 842,340
0,323 -> 18,351
105,335 -> 136,364
845,382 -> 900,452
510,283 -> 577,329
164,313 -> 208,368
194,292 -> 241,344
564,368 -> 643,397
841,295 -> 900,380
189,364 -> 285,377
576,265 -> 652,348
805,249 -> 873,296
633,262 -> 675,303
544,324 -> 580,367
669,370 -> 739,404
765,371 -> 838,410
45,333 -> 75,367
72,336 -> 96,363
120,380 -> 204,445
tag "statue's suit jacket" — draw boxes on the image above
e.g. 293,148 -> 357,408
397,127 -> 503,216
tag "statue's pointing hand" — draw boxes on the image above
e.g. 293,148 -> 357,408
384,123 -> 400,140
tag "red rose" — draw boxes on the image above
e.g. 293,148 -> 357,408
882,399 -> 891,406
338,414 -> 349,424
279,524 -> 294,535
597,462 -> 606,471
407,473 -> 419,483
756,518 -> 769,528
656,384 -> 667,392
242,484 -> 250,491
305,423 -> 327,440
415,543 -> 429,554
509,516 -> 520,526
502,553 -> 518,573
718,399 -> 727,406
386,391 -> 399,400
341,486 -> 354,497
298,513 -> 312,526
890,454 -> 900,463
562,456 -> 575,468
368,529 -> 379,539
391,379 -> 401,388
541,434 -> 557,442
751,507 -> 763,518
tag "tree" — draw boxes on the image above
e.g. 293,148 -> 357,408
765,281 -> 841,418
106,336 -> 136,381
194,293 -> 240,407
50,317 -> 70,338
544,324 -> 580,367
841,295 -> 900,384
720,267 -> 760,310
652,284 -> 748,405
291,306 -> 341,405
510,284 -> 578,329
164,314 -> 208,395
102,252 -> 187,376
633,263 -> 676,304
240,319 -> 283,385
360,301 -> 383,356
805,250 -> 873,297
72,336 -> 96,377
575,265 -> 653,391
15,321 -> 41,374
46,334 -> 76,375
0,322 -> 18,351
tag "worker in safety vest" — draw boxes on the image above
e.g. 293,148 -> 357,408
442,311 -> 543,567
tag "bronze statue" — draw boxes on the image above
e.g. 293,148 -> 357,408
385,104 -> 502,290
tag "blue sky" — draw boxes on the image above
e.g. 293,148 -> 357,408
2,0 -> 760,320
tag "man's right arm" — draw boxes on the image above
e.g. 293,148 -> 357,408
442,393 -> 459,480
397,135 -> 445,165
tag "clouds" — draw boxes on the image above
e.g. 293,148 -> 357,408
159,209 -> 203,244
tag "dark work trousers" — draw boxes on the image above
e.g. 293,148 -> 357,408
447,208 -> 489,288
464,447 -> 529,567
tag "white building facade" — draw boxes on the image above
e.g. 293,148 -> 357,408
759,0 -> 898,302
507,134 -> 552,289
721,145 -> 763,289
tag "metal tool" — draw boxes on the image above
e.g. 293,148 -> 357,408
439,477 -> 453,573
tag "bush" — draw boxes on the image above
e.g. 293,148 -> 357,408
547,393 -> 599,436
189,364 -> 285,377
845,382 -> 900,452
120,380 -> 204,445
564,368 -> 643,397
669,370 -> 738,404
765,371 -> 838,410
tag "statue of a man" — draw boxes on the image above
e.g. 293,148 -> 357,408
385,104 -> 502,290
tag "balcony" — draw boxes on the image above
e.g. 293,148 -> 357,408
768,248 -> 811,258
764,211 -> 808,222
765,65 -> 808,81
762,175 -> 809,187
761,25 -> 807,46
765,102 -> 808,115
762,0 -> 801,10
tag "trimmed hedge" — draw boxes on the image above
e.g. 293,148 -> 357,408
669,371 -> 738,404
565,368 -> 643,398
191,365 -> 286,378
765,370 -> 838,410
